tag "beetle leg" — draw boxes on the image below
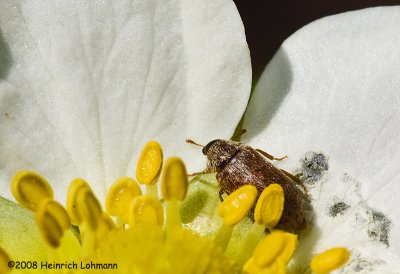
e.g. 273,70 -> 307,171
219,188 -> 225,202
187,170 -> 213,177
256,149 -> 288,161
231,128 -> 247,141
280,169 -> 309,196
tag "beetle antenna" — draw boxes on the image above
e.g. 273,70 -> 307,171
186,139 -> 204,147
231,128 -> 247,141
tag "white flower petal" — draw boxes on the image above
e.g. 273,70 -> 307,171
0,0 -> 251,201
243,7 -> 400,272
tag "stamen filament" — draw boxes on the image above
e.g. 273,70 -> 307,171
146,184 -> 159,198
58,231 -> 81,261
166,200 -> 182,236
81,223 -> 96,258
236,222 -> 266,267
213,224 -> 234,252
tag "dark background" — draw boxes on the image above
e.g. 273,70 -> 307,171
233,1 -> 399,78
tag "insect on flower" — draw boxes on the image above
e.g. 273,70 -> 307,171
187,130 -> 309,232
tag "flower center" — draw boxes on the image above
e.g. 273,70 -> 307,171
2,141 -> 351,274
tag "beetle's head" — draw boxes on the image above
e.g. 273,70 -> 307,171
202,139 -> 240,172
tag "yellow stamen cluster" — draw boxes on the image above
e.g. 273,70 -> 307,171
5,141 -> 236,273
4,140 -> 351,274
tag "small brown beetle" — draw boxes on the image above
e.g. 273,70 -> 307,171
187,137 -> 307,232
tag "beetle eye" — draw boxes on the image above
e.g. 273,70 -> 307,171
202,140 -> 219,155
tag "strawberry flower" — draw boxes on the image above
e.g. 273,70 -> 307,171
0,1 -> 399,273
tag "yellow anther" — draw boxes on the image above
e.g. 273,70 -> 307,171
218,185 -> 258,226
35,206 -> 63,248
11,170 -> 53,211
275,232 -> 297,264
161,157 -> 188,201
254,183 -> 284,228
0,247 -> 11,274
243,231 -> 297,273
66,178 -> 91,225
243,258 -> 286,274
37,198 -> 71,232
128,196 -> 164,227
77,187 -> 102,230
136,141 -> 163,186
310,247 -> 350,274
106,177 -> 142,223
